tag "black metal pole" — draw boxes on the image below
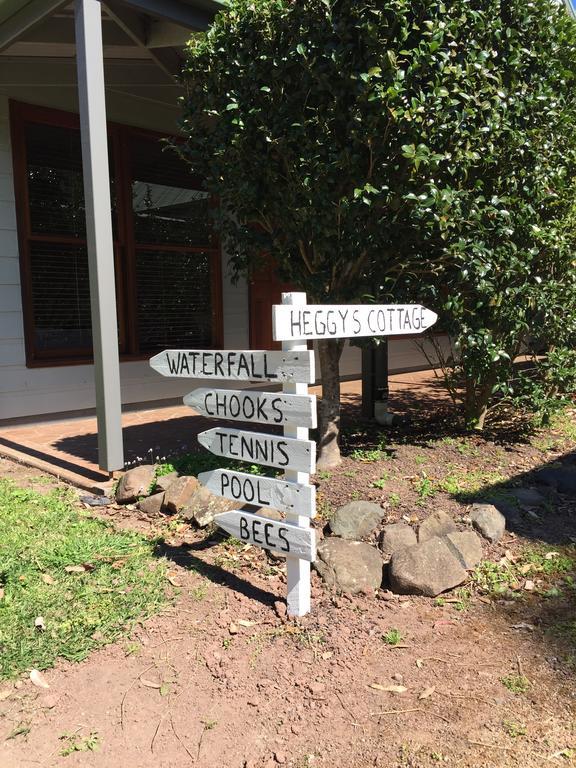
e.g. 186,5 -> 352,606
361,341 -> 389,418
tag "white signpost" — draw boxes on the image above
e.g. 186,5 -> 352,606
198,469 -> 316,517
212,509 -> 316,561
150,291 -> 438,618
184,388 -> 317,428
149,348 -> 315,382
273,303 -> 437,342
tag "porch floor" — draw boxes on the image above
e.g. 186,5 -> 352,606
0,370 -> 451,493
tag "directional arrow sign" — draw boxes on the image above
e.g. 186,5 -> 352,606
214,509 -> 316,561
198,469 -> 316,517
149,349 -> 315,383
273,304 -> 438,342
184,388 -> 317,429
198,427 -> 316,474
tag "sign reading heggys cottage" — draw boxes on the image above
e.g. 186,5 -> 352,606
150,296 -> 437,617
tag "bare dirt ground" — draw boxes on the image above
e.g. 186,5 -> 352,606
2,403 -> 576,768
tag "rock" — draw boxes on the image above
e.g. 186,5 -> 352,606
418,510 -> 458,542
505,487 -> 547,507
533,467 -> 576,496
388,536 -> 467,597
137,492 -> 165,517
115,465 -> 156,504
446,531 -> 483,569
163,476 -> 200,515
329,501 -> 384,540
80,495 -> 111,507
470,503 -> 506,543
180,486 -> 234,527
155,471 -> 179,493
314,538 -> 383,595
379,523 -> 417,559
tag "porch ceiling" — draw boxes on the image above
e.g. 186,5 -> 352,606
0,0 -> 222,76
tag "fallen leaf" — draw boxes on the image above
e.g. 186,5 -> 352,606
544,552 -> 560,560
159,683 -> 171,696
238,620 -> 255,628
30,670 -> 50,689
510,623 -> 535,631
140,678 -> 161,689
368,683 -> 407,694
419,686 -> 436,700
166,573 -> 181,587
34,616 -> 45,632
524,580 -> 535,591
41,574 -> 55,585
416,659 -> 424,669
321,652 -> 333,661
6,724 -> 30,740
519,564 -> 532,575
64,565 -> 87,574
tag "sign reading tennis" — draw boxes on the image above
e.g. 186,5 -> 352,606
273,303 -> 437,342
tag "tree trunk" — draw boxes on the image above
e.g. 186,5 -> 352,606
317,338 -> 345,470
464,372 -> 496,430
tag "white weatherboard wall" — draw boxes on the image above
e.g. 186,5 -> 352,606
0,81 -> 250,422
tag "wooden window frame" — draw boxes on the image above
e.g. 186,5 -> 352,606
10,100 -> 223,368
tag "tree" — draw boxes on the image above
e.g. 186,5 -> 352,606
401,0 -> 576,429
178,0 -> 513,467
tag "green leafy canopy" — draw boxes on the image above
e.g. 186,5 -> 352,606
179,0 -> 576,431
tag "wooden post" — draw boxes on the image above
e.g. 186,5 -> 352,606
75,0 -> 124,471
281,292 -> 311,617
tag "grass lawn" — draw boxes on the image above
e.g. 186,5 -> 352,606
0,480 -> 168,680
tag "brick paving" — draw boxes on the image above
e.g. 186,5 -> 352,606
0,370 -> 451,492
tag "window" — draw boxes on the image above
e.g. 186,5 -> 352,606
10,101 -> 222,366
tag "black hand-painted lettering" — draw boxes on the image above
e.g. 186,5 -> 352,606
204,392 -> 215,416
256,396 -> 267,421
277,441 -> 290,466
252,519 -> 263,544
271,397 -> 283,423
239,516 -> 249,540
278,527 -> 290,552
214,352 -> 224,377
256,479 -> 270,505
167,353 -> 181,375
263,522 -> 274,547
237,353 -> 251,377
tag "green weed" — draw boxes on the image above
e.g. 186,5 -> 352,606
190,582 -> 209,601
503,720 -> 527,738
389,493 -> 401,506
415,476 -> 436,502
60,731 -> 100,756
382,628 -> 403,646
350,447 -> 384,462
501,674 -> 530,694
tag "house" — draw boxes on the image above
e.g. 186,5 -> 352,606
0,0 -> 440,472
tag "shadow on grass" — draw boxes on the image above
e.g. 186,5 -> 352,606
155,537 -> 279,609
